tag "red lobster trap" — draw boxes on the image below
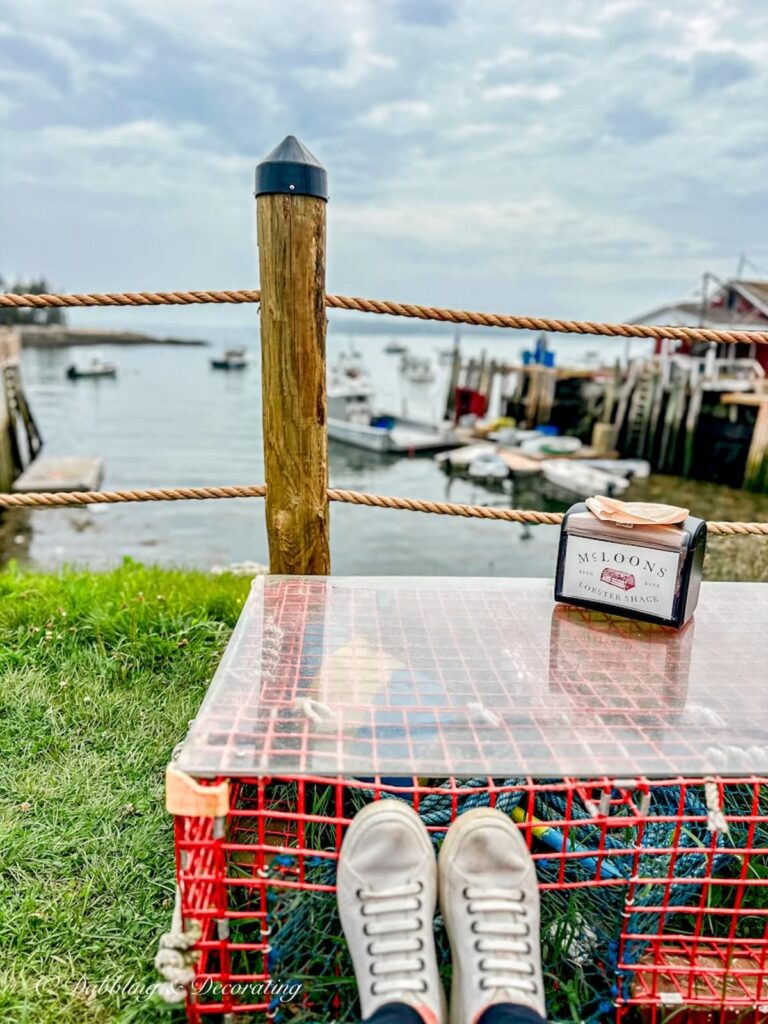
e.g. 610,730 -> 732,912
167,577 -> 768,1023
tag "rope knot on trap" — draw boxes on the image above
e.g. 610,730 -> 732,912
704,777 -> 730,835
154,888 -> 202,1004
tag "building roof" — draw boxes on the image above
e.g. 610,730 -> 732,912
632,278 -> 768,331
631,300 -> 766,331
732,280 -> 768,318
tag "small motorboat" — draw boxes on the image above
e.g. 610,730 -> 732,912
541,459 -> 629,498
437,443 -> 541,477
467,452 -> 509,480
384,339 -> 408,354
211,348 -> 248,370
66,359 -> 117,380
496,449 -> 541,475
581,459 -> 651,479
435,443 -> 496,468
519,435 -> 582,456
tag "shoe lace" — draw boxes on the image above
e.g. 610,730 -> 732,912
359,881 -> 427,997
466,886 -> 538,995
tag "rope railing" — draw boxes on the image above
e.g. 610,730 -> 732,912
0,484 -> 766,536
3,288 -> 768,346
0,485 -> 267,507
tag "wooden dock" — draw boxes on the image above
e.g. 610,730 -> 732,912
449,346 -> 768,493
0,327 -> 42,492
13,456 -> 104,493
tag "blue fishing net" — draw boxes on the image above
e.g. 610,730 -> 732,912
226,779 -> 761,1023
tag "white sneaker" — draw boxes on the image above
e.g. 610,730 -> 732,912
338,798 -> 447,1024
439,808 -> 545,1024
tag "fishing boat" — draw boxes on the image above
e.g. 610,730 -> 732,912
402,356 -> 436,384
210,348 -> 248,370
66,359 -> 117,380
334,347 -> 365,380
327,376 -> 455,454
541,459 -> 629,498
384,339 -> 408,354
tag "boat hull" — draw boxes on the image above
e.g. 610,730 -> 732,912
328,418 -> 392,452
328,414 -> 455,454
66,367 -> 116,379
541,459 -> 629,498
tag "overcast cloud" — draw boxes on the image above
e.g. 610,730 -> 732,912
1,0 -> 767,325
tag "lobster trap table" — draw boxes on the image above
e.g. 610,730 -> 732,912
177,576 -> 768,779
171,577 -> 768,1023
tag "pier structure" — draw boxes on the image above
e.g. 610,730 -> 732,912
0,326 -> 41,491
447,338 -> 768,491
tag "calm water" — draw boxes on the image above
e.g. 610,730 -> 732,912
7,320 -> 754,577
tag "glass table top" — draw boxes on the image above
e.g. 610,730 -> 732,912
175,577 -> 768,779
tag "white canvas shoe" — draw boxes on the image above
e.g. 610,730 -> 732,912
338,798 -> 447,1024
438,808 -> 546,1024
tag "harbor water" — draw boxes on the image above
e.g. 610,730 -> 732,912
5,319 -> 768,577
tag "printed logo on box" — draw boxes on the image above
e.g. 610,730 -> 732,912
561,534 -> 679,619
600,567 -> 636,591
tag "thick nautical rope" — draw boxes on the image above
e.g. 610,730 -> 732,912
153,886 -> 201,1004
0,484 -> 766,535
0,484 -> 267,506
3,288 -> 768,345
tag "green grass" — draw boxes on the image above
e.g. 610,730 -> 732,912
0,560 -> 251,1024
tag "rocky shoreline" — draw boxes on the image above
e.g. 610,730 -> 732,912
19,326 -> 208,348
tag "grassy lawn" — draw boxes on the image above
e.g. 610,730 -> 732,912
0,561 -> 251,1024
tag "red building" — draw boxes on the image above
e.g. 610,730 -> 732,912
633,278 -> 768,374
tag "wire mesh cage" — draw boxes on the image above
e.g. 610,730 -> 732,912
171,577 -> 768,1023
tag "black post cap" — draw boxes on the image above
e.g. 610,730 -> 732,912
255,135 -> 328,200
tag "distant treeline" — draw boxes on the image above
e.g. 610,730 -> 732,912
0,276 -> 66,326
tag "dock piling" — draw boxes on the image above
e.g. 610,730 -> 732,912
256,136 -> 331,574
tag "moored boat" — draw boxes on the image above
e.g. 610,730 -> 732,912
581,458 -> 651,479
435,443 -> 496,468
541,459 -> 629,498
467,452 -> 509,480
211,348 -> 248,370
66,359 -> 117,380
519,435 -> 582,456
384,339 -> 408,354
328,375 -> 455,454
496,449 -> 541,475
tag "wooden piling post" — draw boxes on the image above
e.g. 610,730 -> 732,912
722,392 -> 768,493
444,332 -> 462,421
255,136 -> 330,574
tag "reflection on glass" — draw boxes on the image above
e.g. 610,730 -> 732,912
176,577 -> 768,780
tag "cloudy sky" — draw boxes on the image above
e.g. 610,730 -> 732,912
2,0 -> 767,326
